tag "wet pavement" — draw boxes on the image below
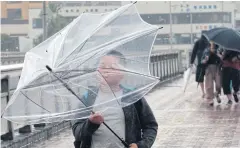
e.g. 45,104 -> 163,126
31,77 -> 240,148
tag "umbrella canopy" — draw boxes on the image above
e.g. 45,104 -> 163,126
2,3 -> 161,124
203,27 -> 240,53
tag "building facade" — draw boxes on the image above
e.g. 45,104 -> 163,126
55,1 -> 237,51
135,1 -> 236,51
1,1 -> 44,52
1,1 -> 238,53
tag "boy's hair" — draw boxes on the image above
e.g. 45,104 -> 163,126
106,50 -> 126,66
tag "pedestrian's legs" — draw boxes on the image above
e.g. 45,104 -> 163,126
200,82 -> 205,98
214,66 -> 221,103
196,65 -> 205,97
222,67 -> 233,104
232,68 -> 239,103
205,65 -> 214,105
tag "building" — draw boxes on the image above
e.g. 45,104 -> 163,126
234,2 -> 240,30
1,1 -> 238,53
56,1 -> 122,16
135,1 -> 236,51
54,1 -> 237,51
1,1 -> 44,52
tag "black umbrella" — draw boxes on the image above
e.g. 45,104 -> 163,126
203,27 -> 240,52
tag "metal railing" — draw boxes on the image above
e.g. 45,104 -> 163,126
1,50 -> 184,147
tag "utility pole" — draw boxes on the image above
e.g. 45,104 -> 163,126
169,1 -> 173,50
222,1 -> 224,27
42,1 -> 47,41
190,12 -> 193,45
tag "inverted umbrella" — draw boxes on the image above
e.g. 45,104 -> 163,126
2,3 -> 162,145
203,27 -> 240,53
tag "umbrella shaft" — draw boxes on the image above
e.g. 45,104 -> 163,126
46,65 -> 128,147
103,122 -> 128,147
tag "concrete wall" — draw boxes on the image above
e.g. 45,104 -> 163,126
1,24 -> 28,35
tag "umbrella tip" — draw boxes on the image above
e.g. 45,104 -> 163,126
46,65 -> 52,72
133,1 -> 137,4
158,27 -> 163,29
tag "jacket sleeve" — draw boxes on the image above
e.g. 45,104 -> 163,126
190,40 -> 199,64
135,98 -> 158,148
72,118 -> 100,142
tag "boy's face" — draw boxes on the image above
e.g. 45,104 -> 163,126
97,55 -> 124,86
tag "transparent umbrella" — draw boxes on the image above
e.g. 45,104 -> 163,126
2,3 -> 162,145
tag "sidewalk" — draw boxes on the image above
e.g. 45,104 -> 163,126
31,77 -> 240,148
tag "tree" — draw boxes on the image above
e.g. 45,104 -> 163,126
33,2 -> 72,46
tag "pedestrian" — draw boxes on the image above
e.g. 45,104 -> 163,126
201,42 -> 222,106
190,31 -> 209,98
71,50 -> 158,148
219,50 -> 240,104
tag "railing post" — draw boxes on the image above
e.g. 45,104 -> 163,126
150,56 -> 154,76
178,50 -> 183,73
157,55 -> 161,78
155,55 -> 159,77
163,54 -> 167,79
1,75 -> 14,141
159,54 -> 163,80
153,55 -> 157,76
170,53 -> 173,77
166,54 -> 170,79
174,53 -> 177,76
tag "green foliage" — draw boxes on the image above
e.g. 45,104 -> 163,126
33,2 -> 71,46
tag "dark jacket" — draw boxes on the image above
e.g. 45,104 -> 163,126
201,48 -> 221,65
71,86 -> 158,148
190,36 -> 209,65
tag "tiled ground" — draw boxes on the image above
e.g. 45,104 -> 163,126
31,77 -> 240,148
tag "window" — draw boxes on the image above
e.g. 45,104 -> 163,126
7,9 -> 22,19
172,13 -> 190,24
85,9 -> 88,12
140,14 -> 170,24
173,34 -> 191,44
90,9 -> 93,12
192,12 -> 231,24
7,1 -> 21,3
76,9 -> 79,12
105,9 -> 107,12
236,20 -> 240,29
71,9 -> 74,12
223,12 -> 231,23
32,18 -> 42,29
95,9 -> 98,12
1,36 -> 19,52
155,33 -> 194,45
66,10 -> 69,13
154,34 -> 170,45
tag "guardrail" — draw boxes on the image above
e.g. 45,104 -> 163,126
1,52 -> 26,57
1,50 -> 185,148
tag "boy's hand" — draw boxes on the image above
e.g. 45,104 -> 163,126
89,112 -> 104,124
202,56 -> 209,64
129,143 -> 138,148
